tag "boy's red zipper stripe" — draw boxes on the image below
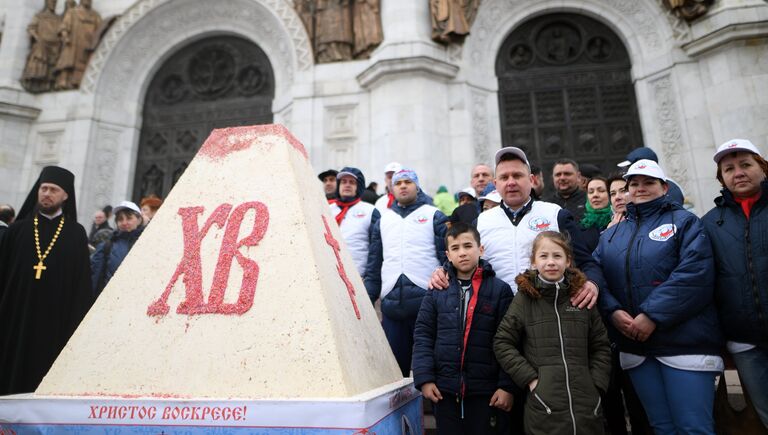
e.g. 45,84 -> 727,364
459,266 -> 483,397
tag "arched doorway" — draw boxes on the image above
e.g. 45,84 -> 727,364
133,35 -> 275,201
496,13 -> 643,176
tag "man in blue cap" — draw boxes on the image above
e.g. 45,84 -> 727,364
365,167 -> 448,376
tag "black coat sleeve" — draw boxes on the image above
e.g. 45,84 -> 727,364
433,211 -> 449,265
412,290 -> 438,390
557,209 -> 606,291
363,218 -> 383,303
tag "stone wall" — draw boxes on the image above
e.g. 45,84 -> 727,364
0,0 -> 766,222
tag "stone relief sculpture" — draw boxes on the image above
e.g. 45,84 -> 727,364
662,0 -> 715,21
21,0 -> 62,93
430,0 -> 480,44
315,0 -> 354,62
21,0 -> 107,92
295,0 -> 383,63
352,0 -> 383,59
55,0 -> 102,90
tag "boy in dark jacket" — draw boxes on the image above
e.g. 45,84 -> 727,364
412,222 -> 514,434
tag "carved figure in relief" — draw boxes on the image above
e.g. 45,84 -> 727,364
295,0 -> 383,63
352,0 -> 383,59
663,0 -> 714,22
21,0 -> 62,93
315,0 -> 354,62
429,0 -> 480,44
55,0 -> 102,90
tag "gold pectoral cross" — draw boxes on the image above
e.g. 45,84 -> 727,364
33,261 -> 47,279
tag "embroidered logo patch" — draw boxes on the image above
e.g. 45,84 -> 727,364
528,217 -> 551,232
415,215 -> 429,224
353,210 -> 367,218
649,224 -> 677,241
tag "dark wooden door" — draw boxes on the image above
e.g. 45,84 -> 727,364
133,36 -> 275,201
496,13 -> 643,176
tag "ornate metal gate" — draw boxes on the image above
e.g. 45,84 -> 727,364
133,36 -> 275,201
496,13 -> 643,175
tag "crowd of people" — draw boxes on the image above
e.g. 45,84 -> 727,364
322,139 -> 767,435
0,138 -> 765,435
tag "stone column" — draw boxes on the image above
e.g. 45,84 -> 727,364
379,0 -> 431,44
357,0 -> 461,193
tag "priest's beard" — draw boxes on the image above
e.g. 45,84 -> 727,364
37,201 -> 64,216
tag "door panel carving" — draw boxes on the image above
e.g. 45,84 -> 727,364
496,14 -> 643,176
134,36 -> 275,201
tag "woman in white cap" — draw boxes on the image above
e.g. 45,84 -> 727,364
702,139 -> 768,429
593,159 -> 723,435
90,200 -> 144,297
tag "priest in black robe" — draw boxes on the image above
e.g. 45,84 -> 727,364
0,166 -> 94,395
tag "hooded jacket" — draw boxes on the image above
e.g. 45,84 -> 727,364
702,181 -> 768,346
330,167 -> 380,276
364,190 -> 448,320
594,195 -> 723,356
412,259 -> 515,396
433,186 -> 457,216
494,268 -> 611,435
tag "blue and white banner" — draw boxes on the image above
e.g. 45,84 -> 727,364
0,384 -> 422,434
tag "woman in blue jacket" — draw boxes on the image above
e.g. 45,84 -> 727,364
593,159 -> 723,435
91,201 -> 144,297
702,139 -> 768,428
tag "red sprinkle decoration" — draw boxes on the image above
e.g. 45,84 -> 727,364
322,215 -> 361,320
198,124 -> 308,161
147,202 -> 270,317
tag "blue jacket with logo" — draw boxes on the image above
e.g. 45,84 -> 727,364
364,191 -> 448,320
412,259 -> 516,396
90,226 -> 144,297
702,182 -> 768,346
593,196 -> 722,356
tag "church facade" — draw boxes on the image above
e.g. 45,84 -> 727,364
0,0 -> 766,222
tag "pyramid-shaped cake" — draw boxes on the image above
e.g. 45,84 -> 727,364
37,125 -> 402,399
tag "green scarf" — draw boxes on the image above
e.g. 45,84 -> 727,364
580,199 -> 612,230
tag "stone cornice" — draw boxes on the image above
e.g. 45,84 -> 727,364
683,4 -> 768,57
0,87 -> 41,120
356,55 -> 459,88
683,21 -> 768,57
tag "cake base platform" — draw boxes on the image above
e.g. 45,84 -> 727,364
0,380 -> 421,434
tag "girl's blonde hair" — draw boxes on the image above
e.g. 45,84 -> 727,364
530,231 -> 573,264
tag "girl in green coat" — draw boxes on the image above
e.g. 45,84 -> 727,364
494,231 -> 611,435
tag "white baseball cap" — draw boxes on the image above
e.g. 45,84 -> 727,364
457,187 -> 476,199
112,200 -> 142,217
623,159 -> 666,181
713,139 -> 762,163
494,147 -> 530,168
479,189 -> 502,203
384,162 -> 402,174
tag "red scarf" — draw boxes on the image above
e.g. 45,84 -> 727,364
459,266 -> 484,399
331,198 -> 362,225
734,192 -> 761,220
386,192 -> 395,208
